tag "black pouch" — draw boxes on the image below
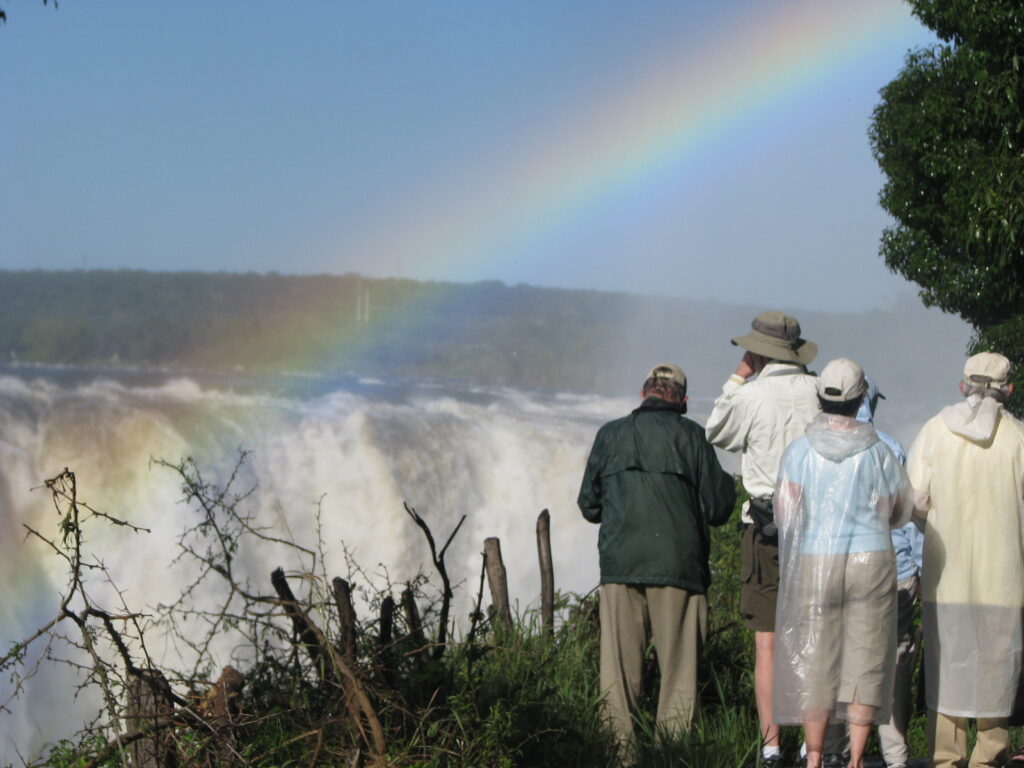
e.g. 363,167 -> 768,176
748,496 -> 777,540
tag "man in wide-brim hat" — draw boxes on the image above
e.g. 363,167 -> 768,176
706,310 -> 821,768
729,311 -> 817,367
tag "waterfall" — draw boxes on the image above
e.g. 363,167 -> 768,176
0,369 -> 637,759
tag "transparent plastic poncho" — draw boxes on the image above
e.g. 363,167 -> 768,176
772,413 -> 913,727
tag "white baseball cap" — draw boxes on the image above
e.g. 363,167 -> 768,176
964,352 -> 1011,386
818,358 -> 867,402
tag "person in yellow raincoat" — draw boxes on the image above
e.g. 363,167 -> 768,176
907,352 -> 1024,768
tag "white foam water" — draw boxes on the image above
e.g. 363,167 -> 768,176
0,370 -> 627,760
0,363 -> 949,761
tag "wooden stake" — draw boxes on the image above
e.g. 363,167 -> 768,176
332,576 -> 357,665
483,537 -> 511,625
401,585 -> 430,664
536,509 -> 554,636
126,668 -> 176,768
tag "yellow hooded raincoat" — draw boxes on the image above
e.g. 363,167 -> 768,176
907,395 -> 1024,717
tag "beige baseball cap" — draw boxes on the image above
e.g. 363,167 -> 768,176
645,363 -> 687,391
818,357 -> 867,402
964,351 -> 1011,386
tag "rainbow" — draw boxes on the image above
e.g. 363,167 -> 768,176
291,1 -> 929,372
0,6 -> 934,750
349,3 -> 922,281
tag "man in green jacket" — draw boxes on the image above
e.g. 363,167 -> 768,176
578,363 -> 736,753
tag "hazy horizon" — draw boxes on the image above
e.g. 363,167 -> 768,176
1,1 -> 937,312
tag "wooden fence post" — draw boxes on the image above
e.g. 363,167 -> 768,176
378,595 -> 396,687
536,509 -> 554,636
483,537 -> 511,625
199,665 -> 245,765
270,568 -> 387,764
401,585 -> 430,664
332,576 -> 357,665
379,595 -> 395,647
271,567 -> 328,673
126,668 -> 176,768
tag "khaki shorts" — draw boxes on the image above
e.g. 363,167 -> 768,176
797,550 -> 896,715
740,523 -> 779,632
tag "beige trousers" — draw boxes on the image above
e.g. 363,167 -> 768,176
598,583 -> 707,748
878,576 -> 920,765
928,710 -> 1008,768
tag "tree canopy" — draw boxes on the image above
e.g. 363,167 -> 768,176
870,0 -> 1024,413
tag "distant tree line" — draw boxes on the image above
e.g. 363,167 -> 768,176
0,270 -> 976,400
0,270 -> 662,393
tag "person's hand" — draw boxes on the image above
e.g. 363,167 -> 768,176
735,351 -> 762,380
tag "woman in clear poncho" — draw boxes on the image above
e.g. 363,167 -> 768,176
772,359 -> 913,768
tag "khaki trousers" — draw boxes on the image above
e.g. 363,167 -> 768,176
598,583 -> 707,748
928,710 -> 1008,768
878,576 -> 920,765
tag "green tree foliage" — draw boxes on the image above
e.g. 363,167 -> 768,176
870,0 -> 1024,413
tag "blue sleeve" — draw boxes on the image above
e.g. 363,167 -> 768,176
878,442 -> 908,495
909,523 -> 924,571
877,429 -> 906,466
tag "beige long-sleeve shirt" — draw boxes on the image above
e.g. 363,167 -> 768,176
705,361 -> 820,502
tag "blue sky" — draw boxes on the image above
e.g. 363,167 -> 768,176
0,1 -> 937,311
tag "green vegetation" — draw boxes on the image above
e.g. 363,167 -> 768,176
7,461 -> 765,768
7,461 -> 1009,766
870,0 -> 1024,415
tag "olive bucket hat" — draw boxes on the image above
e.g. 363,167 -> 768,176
731,310 -> 817,366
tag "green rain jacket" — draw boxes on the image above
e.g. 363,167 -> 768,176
578,398 -> 736,593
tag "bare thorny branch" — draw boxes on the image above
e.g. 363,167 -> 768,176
3,470 -> 168,766
5,453 -> 470,768
3,464 -> 267,766
402,503 -> 466,661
